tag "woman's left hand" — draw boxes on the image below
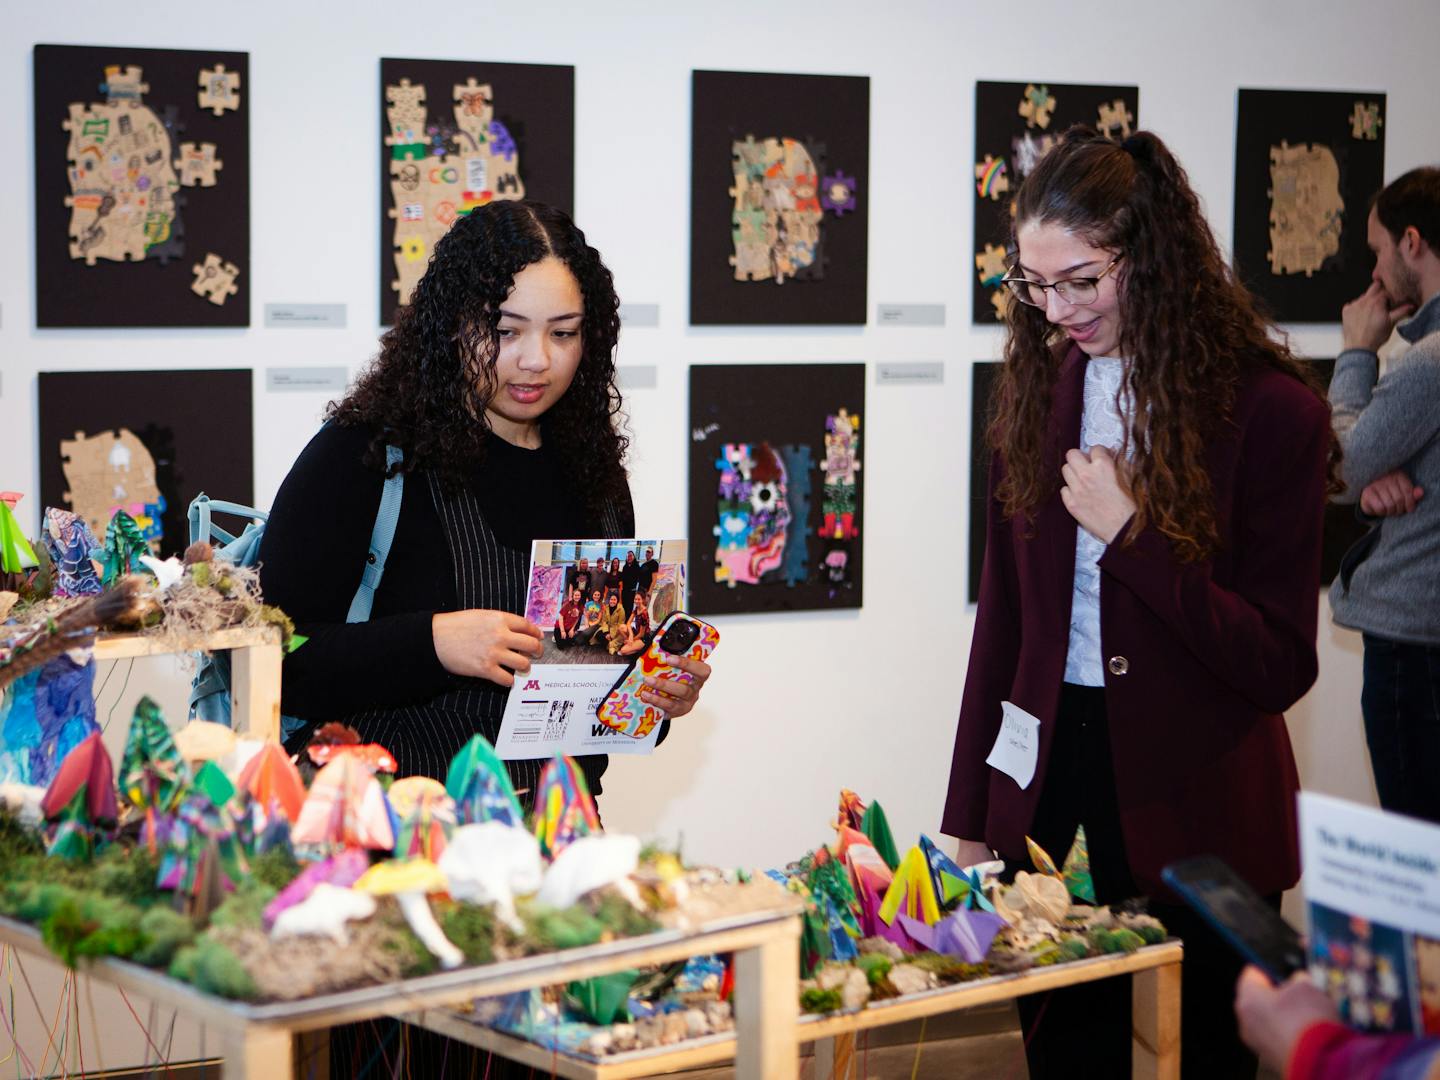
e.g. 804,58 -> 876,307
1060,445 -> 1136,543
639,654 -> 712,719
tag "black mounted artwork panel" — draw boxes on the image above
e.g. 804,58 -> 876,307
973,81 -> 1139,324
379,57 -> 574,326
690,70 -> 869,326
37,370 -> 253,559
1233,88 -> 1386,323
35,44 -> 250,327
689,363 -> 865,614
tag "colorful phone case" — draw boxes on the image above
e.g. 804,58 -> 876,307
595,612 -> 719,738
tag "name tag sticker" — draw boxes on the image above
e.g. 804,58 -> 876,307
985,701 -> 1040,790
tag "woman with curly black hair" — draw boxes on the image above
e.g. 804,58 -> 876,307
259,199 -> 709,798
942,128 -> 1340,1078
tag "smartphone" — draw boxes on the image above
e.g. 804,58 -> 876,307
1161,855 -> 1306,983
595,612 -> 719,738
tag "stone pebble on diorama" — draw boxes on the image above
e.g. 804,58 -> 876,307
34,44 -> 249,327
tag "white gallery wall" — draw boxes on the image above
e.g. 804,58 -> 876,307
0,5 -> 1437,1066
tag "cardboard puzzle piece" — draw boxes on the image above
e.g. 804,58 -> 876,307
975,154 -> 1009,200
62,75 -> 183,266
1096,99 -> 1134,139
1011,130 -> 1058,180
1349,101 -> 1383,140
177,142 -> 222,187
714,442 -> 795,587
778,445 -> 814,586
1267,141 -> 1343,277
385,78 -> 428,148
991,287 -> 1011,321
197,64 -> 241,116
819,410 -> 861,541
452,78 -> 495,149
59,428 -> 165,543
1018,84 -> 1056,130
100,65 -> 148,105
975,242 -> 1009,287
728,135 -> 840,284
191,252 -> 240,305
385,78 -> 526,308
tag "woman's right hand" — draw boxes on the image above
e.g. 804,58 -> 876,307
432,609 -> 543,686
952,838 -> 996,869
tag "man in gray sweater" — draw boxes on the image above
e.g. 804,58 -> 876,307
1329,166 -> 1440,823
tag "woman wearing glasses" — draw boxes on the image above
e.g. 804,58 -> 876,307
942,128 -> 1339,1078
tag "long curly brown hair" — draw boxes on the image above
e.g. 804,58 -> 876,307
990,127 -> 1341,561
330,200 -> 628,522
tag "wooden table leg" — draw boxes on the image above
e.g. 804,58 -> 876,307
1132,959 -> 1182,1080
230,642 -> 283,742
814,1032 -> 857,1079
223,1025 -> 293,1080
733,921 -> 800,1080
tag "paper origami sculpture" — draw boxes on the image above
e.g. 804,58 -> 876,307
118,696 -> 188,850
880,846 -> 943,929
438,821 -> 543,933
308,742 -> 398,773
446,734 -> 524,827
96,509 -> 150,585
388,775 -> 456,861
40,730 -> 117,859
157,762 -> 249,901
291,755 -> 396,852
270,883 -> 376,946
533,756 -> 601,860
356,858 -> 463,969
0,499 -> 38,575
860,799 -> 899,872
41,508 -> 102,597
897,907 -> 1008,965
263,847 -> 371,929
235,741 -> 305,825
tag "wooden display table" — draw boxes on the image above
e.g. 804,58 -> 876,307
0,898 -> 802,1080
410,940 -> 1183,1080
96,625 -> 283,741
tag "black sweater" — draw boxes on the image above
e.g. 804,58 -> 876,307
259,423 -> 594,721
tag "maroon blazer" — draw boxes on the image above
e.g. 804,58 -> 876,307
942,345 -> 1331,899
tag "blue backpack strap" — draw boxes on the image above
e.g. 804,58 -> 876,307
189,493 -> 268,547
346,444 -> 405,623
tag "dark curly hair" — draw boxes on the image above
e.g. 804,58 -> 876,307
990,126 -> 1342,561
331,200 -> 628,522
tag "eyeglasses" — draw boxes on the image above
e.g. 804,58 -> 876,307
1001,256 -> 1122,308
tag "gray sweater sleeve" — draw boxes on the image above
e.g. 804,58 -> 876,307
1329,345 -> 1440,501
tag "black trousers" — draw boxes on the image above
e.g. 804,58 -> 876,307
1014,683 -> 1270,1079
1362,633 -> 1440,824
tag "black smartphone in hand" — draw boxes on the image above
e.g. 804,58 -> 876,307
1162,855 -> 1307,983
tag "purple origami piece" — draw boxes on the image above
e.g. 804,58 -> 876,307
897,907 -> 1008,965
262,847 -> 371,929
863,882 -> 917,953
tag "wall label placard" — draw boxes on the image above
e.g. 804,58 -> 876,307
617,365 -> 658,390
264,303 -> 347,328
877,362 -> 944,385
618,303 -> 660,327
266,367 -> 348,393
876,303 -> 946,327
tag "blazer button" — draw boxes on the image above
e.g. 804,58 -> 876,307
1107,655 -> 1130,676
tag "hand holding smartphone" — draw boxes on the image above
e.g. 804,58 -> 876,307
1162,855 -> 1306,983
595,612 -> 719,739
